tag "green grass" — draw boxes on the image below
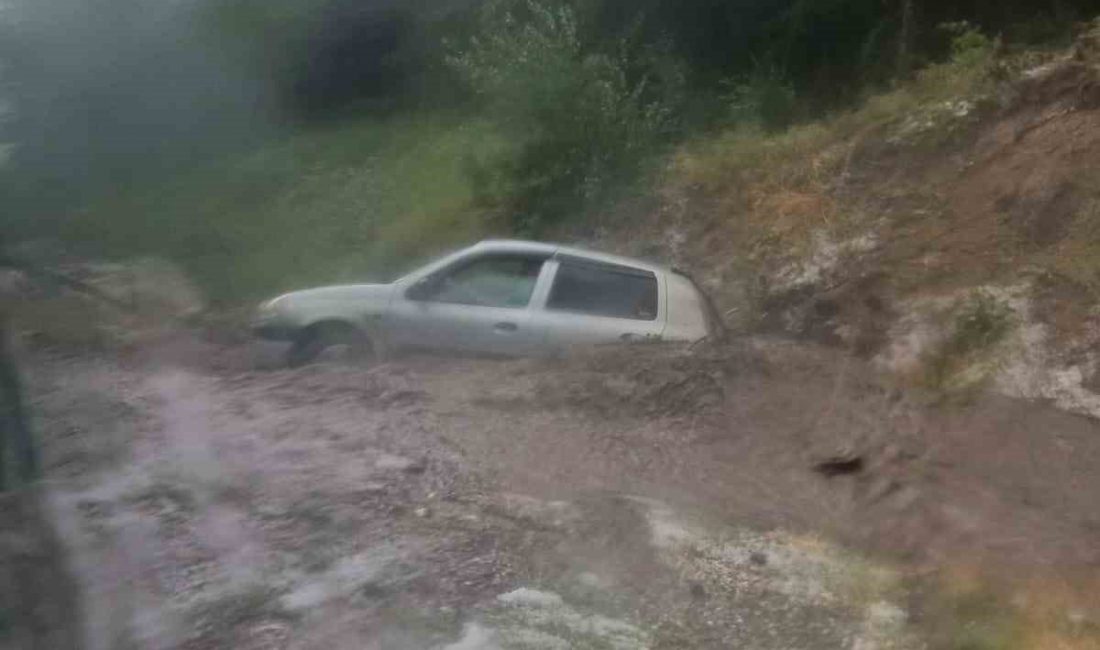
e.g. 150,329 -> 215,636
921,290 -> 1015,395
919,566 -> 1100,650
69,112 -> 510,304
1039,174 -> 1100,297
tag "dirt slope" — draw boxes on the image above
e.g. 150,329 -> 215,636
588,24 -> 1100,421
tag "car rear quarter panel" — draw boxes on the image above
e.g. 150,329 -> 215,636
663,272 -> 712,342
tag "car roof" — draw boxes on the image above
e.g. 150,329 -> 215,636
474,239 -> 668,274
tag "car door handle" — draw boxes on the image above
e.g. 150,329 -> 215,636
494,321 -> 519,333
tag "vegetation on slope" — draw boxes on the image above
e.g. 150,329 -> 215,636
4,0 -> 1100,307
61,115 -> 506,302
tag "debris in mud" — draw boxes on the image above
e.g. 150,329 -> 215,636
185,585 -> 295,649
631,497 -> 921,649
689,581 -> 707,599
482,494 -> 582,532
813,455 -> 865,477
24,331 -> 1100,649
280,545 -> 407,612
375,388 -> 426,408
375,453 -> 427,474
490,342 -> 767,421
455,587 -> 651,650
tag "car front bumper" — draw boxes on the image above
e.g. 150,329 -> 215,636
252,322 -> 298,342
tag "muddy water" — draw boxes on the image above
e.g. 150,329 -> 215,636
24,337 -> 1100,648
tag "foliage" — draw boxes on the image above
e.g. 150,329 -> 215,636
3,0 -> 1098,303
447,0 -> 683,231
940,21 -> 998,68
60,114 -> 506,303
946,291 -> 1015,357
674,31 -> 1000,200
722,63 -> 798,132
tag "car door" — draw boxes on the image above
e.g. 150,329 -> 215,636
536,255 -> 665,348
386,253 -> 553,355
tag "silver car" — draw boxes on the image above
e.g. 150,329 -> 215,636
253,240 -> 722,365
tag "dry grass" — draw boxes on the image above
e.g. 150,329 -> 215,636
924,564 -> 1100,650
918,290 -> 1016,395
667,48 -> 1001,264
1040,194 -> 1100,298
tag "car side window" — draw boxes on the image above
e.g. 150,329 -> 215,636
547,259 -> 658,321
424,255 -> 545,309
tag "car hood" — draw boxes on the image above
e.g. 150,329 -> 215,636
280,283 -> 394,304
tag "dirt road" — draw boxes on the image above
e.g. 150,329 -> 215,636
21,334 -> 1100,648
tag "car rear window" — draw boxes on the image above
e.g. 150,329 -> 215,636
547,258 -> 658,321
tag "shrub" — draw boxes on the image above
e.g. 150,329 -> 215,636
923,290 -> 1015,393
940,21 -> 997,69
448,0 -> 683,232
722,62 -> 798,132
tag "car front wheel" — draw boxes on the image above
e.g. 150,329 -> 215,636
286,322 -> 373,368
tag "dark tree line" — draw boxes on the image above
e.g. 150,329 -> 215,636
3,0 -> 1100,232
278,0 -> 1100,117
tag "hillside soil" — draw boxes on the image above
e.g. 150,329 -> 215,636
594,33 -> 1100,413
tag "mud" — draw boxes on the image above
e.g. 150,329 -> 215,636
15,332 -> 1100,648
0,490 -> 82,650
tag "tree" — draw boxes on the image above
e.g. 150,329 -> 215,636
898,0 -> 918,77
448,0 -> 683,230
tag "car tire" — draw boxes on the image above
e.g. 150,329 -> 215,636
286,322 -> 372,368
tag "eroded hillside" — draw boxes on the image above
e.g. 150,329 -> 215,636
597,21 -> 1100,420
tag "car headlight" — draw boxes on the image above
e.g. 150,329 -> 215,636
255,296 -> 287,320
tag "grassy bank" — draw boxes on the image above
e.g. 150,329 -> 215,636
67,113 -> 508,304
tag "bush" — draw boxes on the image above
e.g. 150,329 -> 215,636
448,0 -> 683,232
923,290 -> 1015,393
722,62 -> 798,132
939,21 -> 997,69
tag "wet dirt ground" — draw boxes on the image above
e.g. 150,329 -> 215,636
20,334 -> 1100,649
